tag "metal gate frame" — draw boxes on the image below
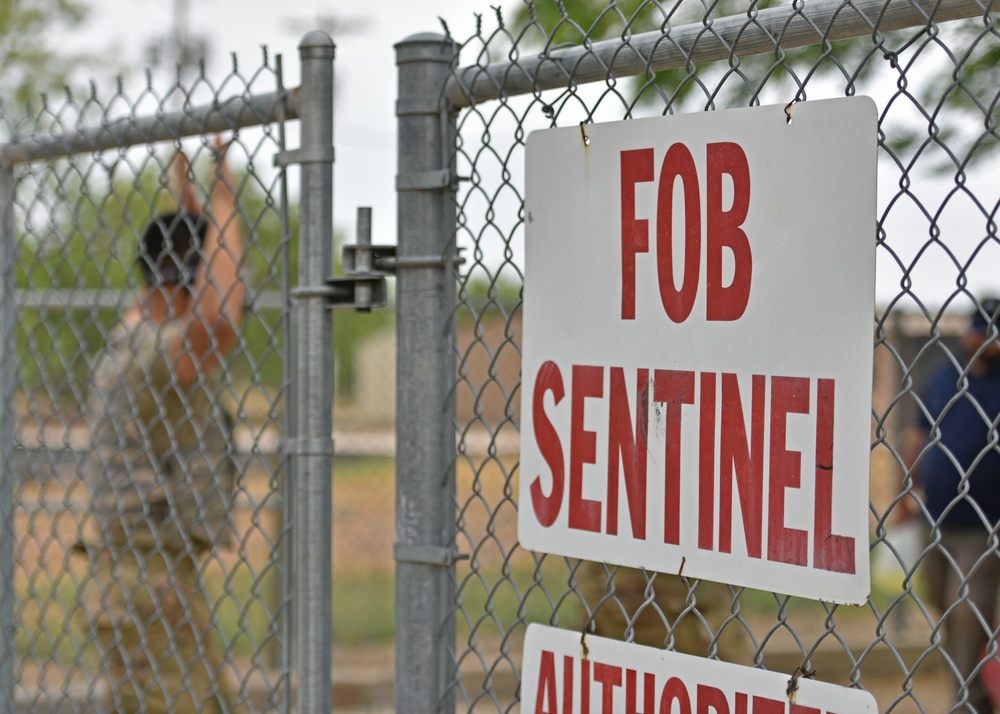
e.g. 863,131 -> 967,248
0,32 -> 337,714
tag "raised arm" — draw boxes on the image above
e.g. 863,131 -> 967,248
170,148 -> 201,216
173,137 -> 245,387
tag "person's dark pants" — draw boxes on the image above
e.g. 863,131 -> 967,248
924,528 -> 1000,713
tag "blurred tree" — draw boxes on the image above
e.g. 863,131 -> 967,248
507,0 -> 789,111
0,0 -> 98,105
506,0 -> 998,167
14,148 -> 293,408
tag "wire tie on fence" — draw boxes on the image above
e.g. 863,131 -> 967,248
785,665 -> 815,699
784,99 -> 798,125
579,121 -> 590,146
394,543 -> 467,567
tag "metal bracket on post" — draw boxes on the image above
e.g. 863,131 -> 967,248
396,168 -> 460,192
393,543 -> 468,567
304,275 -> 387,311
272,145 -> 336,167
296,206 -> 389,312
342,245 -> 398,276
336,205 -> 466,309
290,276 -> 386,311
344,245 -> 467,275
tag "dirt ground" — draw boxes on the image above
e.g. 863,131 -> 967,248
10,422 -> 987,713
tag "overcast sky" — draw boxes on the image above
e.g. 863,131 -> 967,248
62,0 -> 503,241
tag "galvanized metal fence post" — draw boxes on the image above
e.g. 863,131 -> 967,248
394,33 -> 460,714
0,165 -> 14,714
293,31 -> 336,714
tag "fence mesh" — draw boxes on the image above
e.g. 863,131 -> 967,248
439,1 -> 1000,712
2,53 -> 293,713
2,2 -> 1000,711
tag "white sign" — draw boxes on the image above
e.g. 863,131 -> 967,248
521,624 -> 878,713
519,98 -> 876,604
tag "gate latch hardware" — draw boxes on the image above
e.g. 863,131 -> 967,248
325,206 -> 389,312
343,220 -> 465,276
334,206 -> 467,310
321,275 -> 386,311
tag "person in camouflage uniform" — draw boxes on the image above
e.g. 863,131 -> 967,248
76,139 -> 244,713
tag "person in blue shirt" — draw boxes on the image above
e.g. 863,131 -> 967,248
907,296 -> 1000,712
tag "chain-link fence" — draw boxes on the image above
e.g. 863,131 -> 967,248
394,1 -> 1000,712
3,1 -> 1000,712
0,32 -> 340,713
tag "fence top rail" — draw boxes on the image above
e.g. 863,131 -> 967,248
0,88 -> 300,167
13,288 -> 285,312
444,0 -> 988,108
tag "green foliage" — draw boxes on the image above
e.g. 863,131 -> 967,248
15,152 -> 294,409
14,147 -> 391,411
0,0 -> 100,105
15,161 -> 157,402
333,309 -> 395,399
510,0 -> 651,47
508,0 -> 798,112
462,272 -> 522,308
228,168 -> 297,391
903,18 -> 1000,172
507,1 -> 999,166
214,559 -> 282,660
458,270 -> 522,326
15,569 -> 85,663
332,568 -> 396,644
